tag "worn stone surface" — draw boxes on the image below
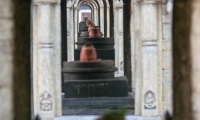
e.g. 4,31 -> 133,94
162,15 -> 171,23
0,0 -> 14,120
162,70 -> 172,83
162,24 -> 172,40
0,0 -> 12,17
32,1 -> 62,118
162,51 -> 172,69
162,40 -> 172,51
163,102 -> 172,114
0,19 -> 14,40
163,83 -> 172,102
113,0 -> 124,76
190,1 -> 200,120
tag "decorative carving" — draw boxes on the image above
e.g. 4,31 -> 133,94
40,91 -> 53,111
114,0 -> 123,9
144,91 -> 156,109
39,43 -> 53,48
142,40 -> 157,46
67,0 -> 73,8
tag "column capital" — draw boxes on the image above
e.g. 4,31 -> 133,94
34,0 -> 57,5
138,0 -> 161,4
114,1 -> 124,9
67,1 -> 73,8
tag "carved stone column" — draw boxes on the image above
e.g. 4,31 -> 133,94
114,0 -> 124,77
32,0 -> 62,118
67,0 -> 74,61
135,0 -> 162,117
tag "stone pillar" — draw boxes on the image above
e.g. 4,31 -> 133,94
106,0 -> 110,37
191,1 -> 200,119
0,0 -> 14,119
67,0 -> 74,61
130,0 -> 141,93
114,0 -> 124,77
100,4 -> 104,36
94,7 -> 99,25
32,0 -> 62,118
74,3 -> 78,47
161,0 -> 173,113
135,0 -> 162,117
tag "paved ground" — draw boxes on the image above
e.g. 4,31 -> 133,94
55,115 -> 136,120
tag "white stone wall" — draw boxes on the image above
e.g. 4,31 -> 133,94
0,0 -> 14,119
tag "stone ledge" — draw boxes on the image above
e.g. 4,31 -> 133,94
55,115 -> 161,120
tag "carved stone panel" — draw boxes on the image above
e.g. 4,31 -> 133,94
144,91 -> 156,109
40,91 -> 53,111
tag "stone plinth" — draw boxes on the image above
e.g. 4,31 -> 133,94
74,37 -> 115,60
62,60 -> 128,98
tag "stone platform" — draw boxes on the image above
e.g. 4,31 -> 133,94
64,77 -> 128,98
62,96 -> 134,115
62,60 -> 128,98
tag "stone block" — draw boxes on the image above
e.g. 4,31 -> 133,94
0,19 -> 14,40
0,87 -> 13,120
162,70 -> 172,83
163,83 -> 172,102
0,41 -> 13,62
161,0 -> 167,4
162,24 -> 172,40
162,51 -> 172,69
163,102 -> 172,114
162,15 -> 171,24
161,4 -> 168,15
64,77 -> 128,98
162,40 -> 172,51
0,0 -> 12,17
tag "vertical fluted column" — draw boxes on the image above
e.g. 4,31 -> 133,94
114,0 -> 124,77
135,0 -> 162,116
67,0 -> 74,61
32,0 -> 61,118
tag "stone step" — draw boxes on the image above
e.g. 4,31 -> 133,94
62,97 -> 134,115
63,77 -> 128,98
